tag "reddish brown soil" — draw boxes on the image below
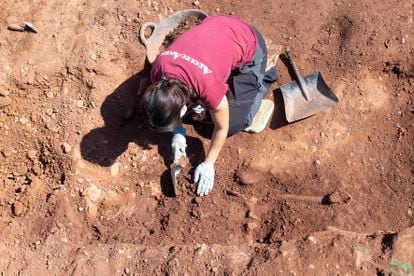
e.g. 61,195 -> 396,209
161,16 -> 202,51
0,0 -> 413,274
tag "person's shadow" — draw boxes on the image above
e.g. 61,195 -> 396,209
80,66 -> 205,197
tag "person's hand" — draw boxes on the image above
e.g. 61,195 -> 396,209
171,128 -> 186,163
194,162 -> 215,196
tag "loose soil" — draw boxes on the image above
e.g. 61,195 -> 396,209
161,16 -> 202,51
0,0 -> 413,274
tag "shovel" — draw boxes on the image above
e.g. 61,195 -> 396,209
280,48 -> 339,122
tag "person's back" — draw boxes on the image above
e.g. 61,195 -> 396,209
151,15 -> 258,109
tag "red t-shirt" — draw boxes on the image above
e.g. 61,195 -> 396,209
150,15 -> 258,109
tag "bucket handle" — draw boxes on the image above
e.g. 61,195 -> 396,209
139,22 -> 157,48
286,48 -> 311,101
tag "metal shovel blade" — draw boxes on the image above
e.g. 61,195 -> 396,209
170,164 -> 181,195
280,71 -> 338,122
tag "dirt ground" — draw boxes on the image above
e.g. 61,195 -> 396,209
0,0 -> 413,274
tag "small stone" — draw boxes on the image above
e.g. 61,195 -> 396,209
306,236 -> 317,244
83,184 -> 102,202
408,209 -> 412,216
90,54 -> 97,61
124,268 -> 130,274
45,91 -> 54,99
326,190 -> 351,204
30,112 -> 39,123
61,142 -> 72,153
27,150 -> 37,161
76,100 -> 84,108
19,117 -> 29,124
45,122 -> 59,132
193,0 -> 200,6
236,170 -> 260,185
129,148 -> 139,156
12,201 -> 24,216
0,91 -> 10,97
0,97 -> 12,108
32,163 -> 42,175
247,221 -> 258,230
78,207 -> 84,212
215,8 -> 220,12
314,160 -> 321,167
194,197 -> 202,204
111,162 -> 120,176
1,149 -> 14,158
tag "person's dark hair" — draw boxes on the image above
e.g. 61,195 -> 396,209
141,77 -> 190,132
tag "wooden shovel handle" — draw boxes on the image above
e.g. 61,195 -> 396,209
286,48 -> 311,101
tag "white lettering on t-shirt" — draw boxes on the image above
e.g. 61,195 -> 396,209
160,50 -> 213,75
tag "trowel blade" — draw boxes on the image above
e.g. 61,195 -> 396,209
170,164 -> 181,195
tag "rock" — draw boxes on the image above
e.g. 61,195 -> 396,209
83,184 -> 102,202
27,150 -> 37,161
246,221 -> 258,230
19,117 -> 29,124
111,162 -> 120,176
30,112 -> 39,123
194,244 -> 207,255
306,235 -> 317,244
236,169 -> 260,185
129,147 -> 139,156
61,142 -> 72,153
0,91 -> 10,97
14,165 -> 28,176
32,163 -> 42,175
0,97 -> 12,108
12,201 -> 24,216
391,227 -> 414,267
194,197 -> 202,204
76,100 -> 84,108
1,148 -> 14,158
326,190 -> 351,204
193,0 -> 200,6
45,91 -> 54,99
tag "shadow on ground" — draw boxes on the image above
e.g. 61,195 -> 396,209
80,66 -> 205,197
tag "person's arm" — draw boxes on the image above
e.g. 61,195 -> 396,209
194,96 -> 229,196
205,96 -> 229,164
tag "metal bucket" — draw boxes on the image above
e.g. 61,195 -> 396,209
139,9 -> 208,63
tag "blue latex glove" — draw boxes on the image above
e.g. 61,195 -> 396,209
194,162 -> 215,196
171,128 -> 186,163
